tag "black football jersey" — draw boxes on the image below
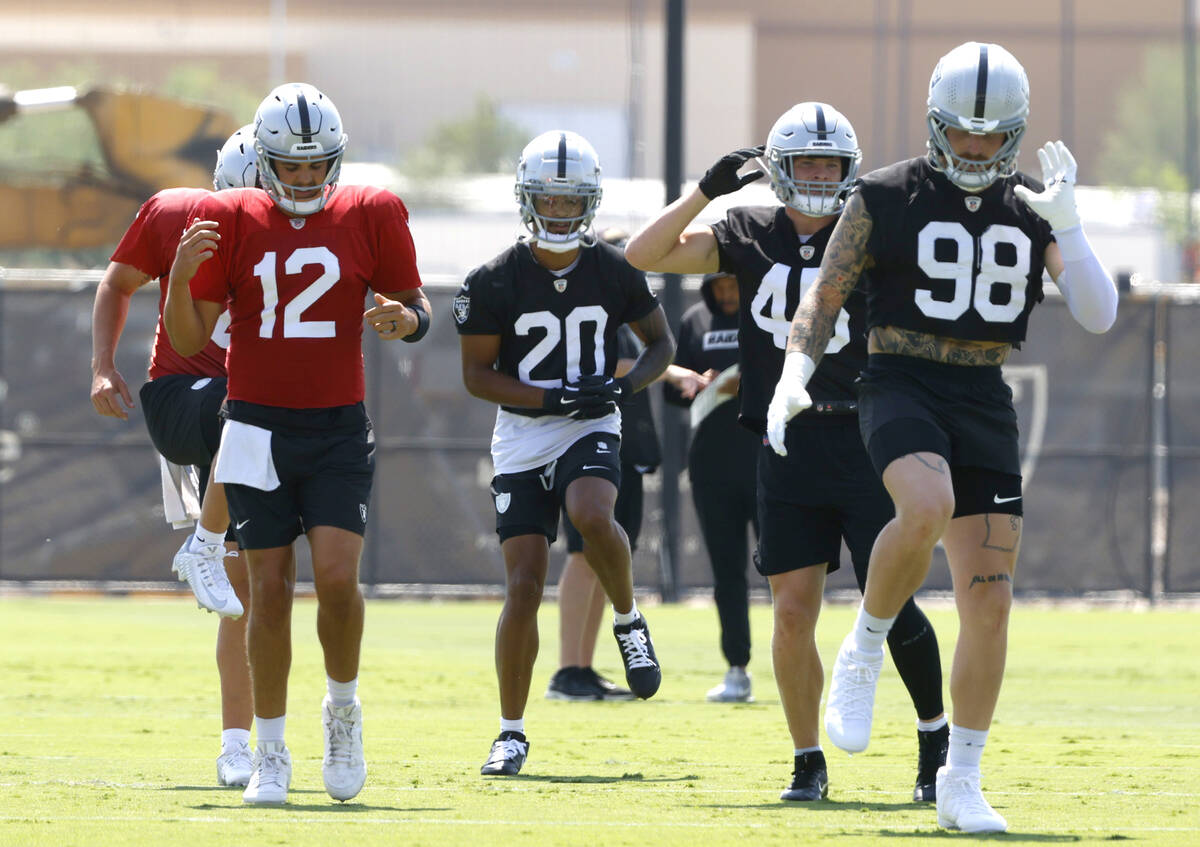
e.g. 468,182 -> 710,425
711,205 -> 868,434
453,239 -> 659,417
856,157 -> 1054,343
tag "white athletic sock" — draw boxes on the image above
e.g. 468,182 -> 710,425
327,676 -> 358,708
917,715 -> 948,733
500,717 -> 525,736
192,523 -> 226,551
853,604 -> 894,654
255,715 -> 286,745
793,745 -> 821,756
613,598 -> 639,626
947,724 -> 988,772
221,727 -> 251,751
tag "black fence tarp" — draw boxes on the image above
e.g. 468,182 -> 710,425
0,285 -> 1190,597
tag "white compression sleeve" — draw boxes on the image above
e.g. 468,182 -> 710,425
1053,225 -> 1118,334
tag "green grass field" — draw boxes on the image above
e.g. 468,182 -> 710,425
1,595 -> 1197,845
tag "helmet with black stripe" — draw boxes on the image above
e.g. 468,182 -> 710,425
253,82 -> 348,215
927,41 -> 1029,192
765,102 -> 861,217
213,124 -> 258,191
514,130 -> 602,253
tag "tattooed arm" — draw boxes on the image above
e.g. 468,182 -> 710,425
785,191 -> 873,361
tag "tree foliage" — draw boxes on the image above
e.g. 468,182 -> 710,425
402,95 -> 530,178
1096,46 -> 1197,247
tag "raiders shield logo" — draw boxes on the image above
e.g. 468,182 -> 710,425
1001,364 -> 1048,486
799,245 -> 815,261
495,492 -> 511,514
554,278 -> 568,293
359,503 -> 368,523
453,294 -> 471,324
290,217 -> 306,229
964,196 -> 983,213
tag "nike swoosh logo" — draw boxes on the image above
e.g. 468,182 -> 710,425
236,519 -> 250,530
561,397 -> 576,405
581,465 -> 607,471
993,494 -> 1022,504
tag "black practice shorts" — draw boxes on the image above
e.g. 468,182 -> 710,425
755,417 -> 894,577
857,353 -> 1023,517
140,374 -> 227,494
492,432 -> 622,544
562,460 -> 645,553
221,401 -> 375,550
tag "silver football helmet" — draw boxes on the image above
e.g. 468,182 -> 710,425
515,130 -> 602,253
927,41 -> 1029,192
213,124 -> 258,190
765,102 -> 861,217
253,82 -> 347,215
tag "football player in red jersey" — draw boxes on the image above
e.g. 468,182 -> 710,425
163,82 -> 429,806
90,124 -> 259,788
769,43 -> 1117,833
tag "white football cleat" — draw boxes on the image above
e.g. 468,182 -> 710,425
322,696 -> 366,801
706,667 -> 754,702
242,741 -> 291,805
936,767 -> 1008,833
823,632 -> 883,753
216,739 -> 254,787
172,535 -> 243,618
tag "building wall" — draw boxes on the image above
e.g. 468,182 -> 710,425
0,0 -> 1189,182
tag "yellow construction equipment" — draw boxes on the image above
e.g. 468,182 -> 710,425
0,85 -> 239,250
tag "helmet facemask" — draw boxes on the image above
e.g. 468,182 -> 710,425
927,113 -> 1025,192
925,41 -> 1029,192
253,83 -> 348,216
515,131 -> 602,253
768,150 -> 860,217
765,102 -> 862,217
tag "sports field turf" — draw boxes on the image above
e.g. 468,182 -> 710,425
0,595 -> 1196,845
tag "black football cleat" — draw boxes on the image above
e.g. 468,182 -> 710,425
545,667 -> 602,701
914,724 -> 949,802
480,731 -> 529,776
613,614 -> 661,699
780,750 -> 829,801
581,666 -> 635,701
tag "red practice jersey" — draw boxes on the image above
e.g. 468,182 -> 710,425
187,185 -> 422,408
110,187 -> 229,380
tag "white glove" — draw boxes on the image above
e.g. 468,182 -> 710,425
766,352 -> 816,457
1014,140 -> 1081,232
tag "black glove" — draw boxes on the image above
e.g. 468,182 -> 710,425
572,374 -> 634,404
698,145 -> 766,200
541,382 -> 616,419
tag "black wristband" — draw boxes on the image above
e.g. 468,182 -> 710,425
402,300 -> 430,343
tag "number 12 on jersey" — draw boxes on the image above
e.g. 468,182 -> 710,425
253,247 -> 342,339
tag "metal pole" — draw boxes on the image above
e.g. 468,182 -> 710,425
270,0 -> 288,86
1185,0 -> 1198,282
1060,0 -> 1075,147
870,0 -> 888,168
627,0 -> 645,179
892,0 -> 912,165
1148,297 -> 1169,603
657,0 -> 685,603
